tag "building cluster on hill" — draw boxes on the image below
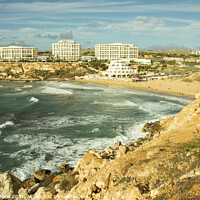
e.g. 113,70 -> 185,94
0,40 -> 139,62
0,40 -> 200,80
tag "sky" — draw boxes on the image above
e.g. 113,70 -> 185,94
0,0 -> 200,51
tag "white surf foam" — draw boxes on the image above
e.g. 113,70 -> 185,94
15,88 -> 22,92
23,85 -> 33,88
35,115 -> 111,129
41,87 -> 73,95
45,82 -> 104,91
93,100 -> 137,107
29,97 -> 39,104
0,121 -> 15,129
5,122 -> 147,180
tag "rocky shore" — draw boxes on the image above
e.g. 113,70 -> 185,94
0,96 -> 200,199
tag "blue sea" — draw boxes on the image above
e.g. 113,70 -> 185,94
0,81 -> 193,180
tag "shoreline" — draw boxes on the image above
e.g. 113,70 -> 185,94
0,76 -> 197,99
76,78 -> 197,99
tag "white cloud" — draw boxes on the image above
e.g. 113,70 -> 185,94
0,1 -> 200,14
100,16 -> 200,37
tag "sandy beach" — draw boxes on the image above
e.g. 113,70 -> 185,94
77,76 -> 200,98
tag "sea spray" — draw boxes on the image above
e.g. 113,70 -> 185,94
29,97 -> 39,104
0,121 -> 15,129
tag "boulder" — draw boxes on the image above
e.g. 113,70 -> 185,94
74,152 -> 107,181
59,164 -> 73,174
116,146 -> 129,158
0,171 -> 22,199
142,121 -> 161,134
18,188 -> 29,199
22,177 -> 36,188
96,173 -> 111,189
114,141 -> 122,149
101,152 -> 109,159
28,183 -> 40,194
33,169 -> 51,182
104,146 -> 114,156
40,172 -> 58,188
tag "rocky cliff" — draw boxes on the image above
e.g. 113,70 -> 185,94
0,95 -> 200,199
0,62 -> 89,81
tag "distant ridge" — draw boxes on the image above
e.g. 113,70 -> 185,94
140,49 -> 191,55
38,49 -> 193,57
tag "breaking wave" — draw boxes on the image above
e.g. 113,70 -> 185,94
0,121 -> 15,129
29,97 -> 39,104
41,87 -> 73,95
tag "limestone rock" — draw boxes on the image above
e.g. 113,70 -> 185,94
18,188 -> 29,199
59,164 -> 73,174
195,92 -> 200,99
33,169 -> 51,181
33,187 -> 54,200
104,146 -> 114,155
101,152 -> 109,159
126,186 -> 142,200
74,152 -> 107,180
22,177 -> 36,188
146,148 -> 161,159
114,141 -> 122,149
96,173 -> 111,189
116,146 -> 129,158
0,171 -> 22,198
28,183 -> 40,194
40,172 -> 58,188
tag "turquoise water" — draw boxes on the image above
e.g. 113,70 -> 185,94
0,81 -> 193,180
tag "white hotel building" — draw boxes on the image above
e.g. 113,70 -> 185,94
52,40 -> 80,61
103,60 -> 137,78
95,43 -> 138,60
0,46 -> 38,61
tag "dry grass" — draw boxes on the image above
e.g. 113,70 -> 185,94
59,172 -> 79,191
194,76 -> 200,82
182,78 -> 193,83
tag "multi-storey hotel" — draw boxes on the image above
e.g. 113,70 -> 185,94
0,46 -> 38,61
52,40 -> 80,61
95,43 -> 138,60
103,60 -> 137,78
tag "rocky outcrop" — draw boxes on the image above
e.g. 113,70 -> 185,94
0,171 -> 21,198
0,62 -> 88,81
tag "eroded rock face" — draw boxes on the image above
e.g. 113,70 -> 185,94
167,98 -> 200,133
0,171 -> 22,198
74,150 -> 108,181
33,169 -> 51,182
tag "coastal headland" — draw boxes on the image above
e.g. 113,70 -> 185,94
0,92 -> 200,199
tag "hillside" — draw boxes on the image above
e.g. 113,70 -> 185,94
38,49 -> 95,57
140,49 -> 191,55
